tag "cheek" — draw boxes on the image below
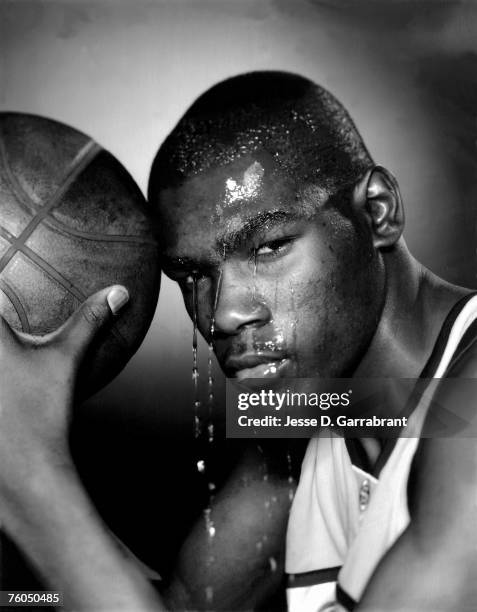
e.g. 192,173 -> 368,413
281,234 -> 341,316
268,226 -> 380,356
263,260 -> 331,352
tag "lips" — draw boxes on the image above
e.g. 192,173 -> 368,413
225,352 -> 290,379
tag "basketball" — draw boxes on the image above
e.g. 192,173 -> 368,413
0,113 -> 160,396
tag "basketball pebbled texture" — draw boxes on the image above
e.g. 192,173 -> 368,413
0,112 -> 160,396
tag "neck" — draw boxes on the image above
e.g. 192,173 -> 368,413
355,241 -> 470,379
354,242 -> 470,467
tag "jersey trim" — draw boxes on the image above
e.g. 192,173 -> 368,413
336,583 -> 357,611
287,566 -> 341,589
344,438 -> 373,475
345,293 -> 477,477
419,293 -> 477,377
446,317 -> 477,374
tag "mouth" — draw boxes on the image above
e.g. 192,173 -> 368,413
225,353 -> 291,380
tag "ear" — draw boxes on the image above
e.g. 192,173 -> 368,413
352,165 -> 404,249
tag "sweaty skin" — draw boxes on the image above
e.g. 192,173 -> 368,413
159,153 -> 385,381
0,158 -> 475,609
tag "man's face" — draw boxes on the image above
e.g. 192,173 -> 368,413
158,151 -> 385,379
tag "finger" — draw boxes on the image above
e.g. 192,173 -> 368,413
55,285 -> 129,361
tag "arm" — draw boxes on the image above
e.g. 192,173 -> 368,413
164,441 -> 300,611
357,353 -> 477,611
0,287 -> 165,611
3,460 -> 166,611
357,437 -> 477,611
0,288 -> 297,611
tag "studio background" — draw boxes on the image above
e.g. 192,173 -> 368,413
1,0 -> 477,579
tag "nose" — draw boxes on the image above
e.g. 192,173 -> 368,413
213,263 -> 271,336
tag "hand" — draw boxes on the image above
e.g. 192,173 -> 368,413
0,286 -> 129,506
0,286 -> 168,612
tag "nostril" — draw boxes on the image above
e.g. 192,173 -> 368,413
211,263 -> 272,336
213,299 -> 271,337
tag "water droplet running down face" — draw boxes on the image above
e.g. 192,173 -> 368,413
206,246 -> 224,441
159,150 -> 383,380
191,274 -> 201,437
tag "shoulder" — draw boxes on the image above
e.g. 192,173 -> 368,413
407,338 -> 477,552
445,311 -> 477,377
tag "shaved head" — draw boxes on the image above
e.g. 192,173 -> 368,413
148,71 -> 374,205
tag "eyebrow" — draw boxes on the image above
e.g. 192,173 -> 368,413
160,209 -> 303,271
216,210 -> 301,253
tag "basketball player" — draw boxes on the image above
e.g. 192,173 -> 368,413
1,71 -> 477,611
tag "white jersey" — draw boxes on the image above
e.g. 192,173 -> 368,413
286,294 -> 477,612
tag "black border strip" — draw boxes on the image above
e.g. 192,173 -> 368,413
336,582 -> 357,610
286,566 -> 341,589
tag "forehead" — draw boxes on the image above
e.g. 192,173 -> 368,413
157,150 -> 329,258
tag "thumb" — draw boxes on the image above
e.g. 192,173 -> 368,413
56,285 -> 129,361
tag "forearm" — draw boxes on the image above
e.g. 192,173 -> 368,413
1,461 -> 166,611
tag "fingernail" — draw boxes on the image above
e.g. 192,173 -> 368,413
107,287 -> 129,314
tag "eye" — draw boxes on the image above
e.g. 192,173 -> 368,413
255,237 -> 293,258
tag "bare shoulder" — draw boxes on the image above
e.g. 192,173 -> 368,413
407,338 -> 477,550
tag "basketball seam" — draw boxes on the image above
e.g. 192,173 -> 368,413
0,224 -> 16,244
0,220 -> 132,346
0,127 -> 133,347
0,133 -> 157,246
15,248 -> 86,302
42,217 -> 158,245
0,133 -> 41,217
0,139 -> 101,274
0,278 -> 31,333
11,250 -> 128,347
